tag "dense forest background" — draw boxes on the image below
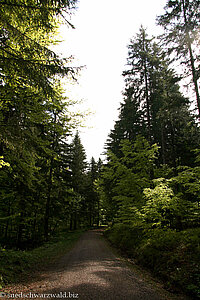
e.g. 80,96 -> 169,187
0,0 -> 200,298
0,0 -> 102,248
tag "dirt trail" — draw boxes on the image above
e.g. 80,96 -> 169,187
2,230 -> 191,300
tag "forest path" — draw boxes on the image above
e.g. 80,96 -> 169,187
3,230 -> 190,300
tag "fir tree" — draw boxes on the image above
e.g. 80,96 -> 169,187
157,0 -> 200,117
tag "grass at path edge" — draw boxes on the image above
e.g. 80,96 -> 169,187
0,230 -> 84,287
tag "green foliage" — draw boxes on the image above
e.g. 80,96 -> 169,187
0,0 -> 88,248
171,165 -> 200,200
107,26 -> 200,167
84,157 -> 102,226
70,131 -> 87,194
0,230 -> 83,286
101,7 -> 200,300
102,148 -> 200,297
157,0 -> 200,116
105,224 -> 200,298
99,136 -> 159,224
143,179 -> 175,228
104,224 -> 145,253
0,157 -> 9,169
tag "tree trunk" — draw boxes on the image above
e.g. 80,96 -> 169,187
142,31 -> 151,142
17,212 -> 24,249
70,215 -> 73,230
170,116 -> 177,174
74,211 -> 77,230
4,199 -> 11,240
44,158 -> 53,241
32,209 -> 37,242
161,125 -> 166,165
97,198 -> 100,227
182,0 -> 200,119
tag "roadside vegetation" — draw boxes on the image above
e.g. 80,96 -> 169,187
98,1 -> 200,299
0,0 -> 102,250
105,226 -> 200,298
0,230 -> 84,288
0,1 -> 200,298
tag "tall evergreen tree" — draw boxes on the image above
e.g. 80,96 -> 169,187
107,27 -> 200,168
69,132 -> 87,230
85,157 -> 100,226
122,26 -> 153,142
0,0 -> 80,248
157,0 -> 200,118
70,132 -> 87,194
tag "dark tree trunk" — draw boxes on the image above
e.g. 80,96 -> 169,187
17,212 -> 24,249
161,125 -> 166,165
182,0 -> 200,119
142,31 -> 151,143
97,198 -> 100,227
44,158 -> 53,241
70,215 -> 73,230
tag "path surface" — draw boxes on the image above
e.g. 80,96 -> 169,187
3,230 -> 189,300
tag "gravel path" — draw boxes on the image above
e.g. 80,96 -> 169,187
2,230 -> 190,300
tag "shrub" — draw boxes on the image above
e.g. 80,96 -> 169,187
105,225 -> 200,298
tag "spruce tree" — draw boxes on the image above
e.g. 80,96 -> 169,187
157,0 -> 200,118
69,132 -> 87,229
0,0 -> 79,247
107,27 -> 200,168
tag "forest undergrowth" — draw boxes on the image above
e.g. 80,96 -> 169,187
105,225 -> 200,298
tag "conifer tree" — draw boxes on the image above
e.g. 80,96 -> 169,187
0,0 -> 79,247
157,0 -> 200,117
69,132 -> 87,230
85,157 -> 100,226
107,27 -> 200,168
